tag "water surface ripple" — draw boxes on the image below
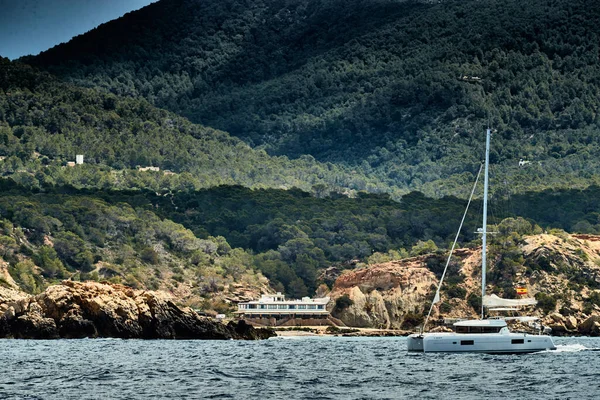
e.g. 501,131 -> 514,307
0,337 -> 598,399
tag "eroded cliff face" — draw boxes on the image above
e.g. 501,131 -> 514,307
0,286 -> 27,312
521,234 -> 600,335
329,257 -> 438,329
0,281 -> 274,340
0,260 -> 19,290
328,233 -> 600,335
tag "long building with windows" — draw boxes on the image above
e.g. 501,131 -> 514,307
236,292 -> 331,326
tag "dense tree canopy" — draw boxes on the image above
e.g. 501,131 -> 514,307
25,0 -> 600,195
0,58 -> 394,196
2,0 -> 600,306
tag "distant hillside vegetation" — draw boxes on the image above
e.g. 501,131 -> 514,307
0,58 -> 389,195
0,181 -> 270,313
3,176 -> 600,300
26,0 -> 600,195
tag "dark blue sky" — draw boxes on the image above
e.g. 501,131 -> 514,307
0,0 -> 157,60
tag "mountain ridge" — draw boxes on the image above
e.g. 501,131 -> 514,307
1,0 -> 600,325
25,0 -> 600,195
0,58 -> 392,196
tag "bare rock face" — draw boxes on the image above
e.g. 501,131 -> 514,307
0,281 -> 274,340
327,234 -> 600,330
0,287 -> 28,312
550,312 -> 566,324
329,258 -> 438,329
578,315 -> 600,336
0,259 -> 19,290
565,315 -> 578,331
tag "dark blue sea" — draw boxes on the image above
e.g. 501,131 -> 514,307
0,337 -> 598,399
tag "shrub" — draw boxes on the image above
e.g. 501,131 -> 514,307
401,312 -> 424,329
440,302 -> 452,313
140,247 -> 160,265
467,293 -> 481,313
445,285 -> 467,299
410,240 -> 438,256
9,260 -> 43,294
335,294 -> 354,311
535,292 -> 557,314
588,291 -> 600,307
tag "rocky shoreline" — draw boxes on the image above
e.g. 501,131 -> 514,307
326,234 -> 600,337
273,325 -> 600,338
274,327 -> 411,337
0,281 -> 275,340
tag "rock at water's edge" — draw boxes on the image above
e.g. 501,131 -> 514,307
578,315 -> 600,337
0,281 -> 275,340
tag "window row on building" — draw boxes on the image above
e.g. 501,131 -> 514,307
238,304 -> 325,310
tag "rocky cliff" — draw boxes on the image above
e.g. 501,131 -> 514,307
0,281 -> 274,340
328,233 -> 600,335
328,257 -> 439,329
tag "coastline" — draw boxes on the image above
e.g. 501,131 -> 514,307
274,326 -> 411,337
272,325 -> 599,338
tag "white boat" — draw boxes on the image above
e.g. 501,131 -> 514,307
407,128 -> 556,353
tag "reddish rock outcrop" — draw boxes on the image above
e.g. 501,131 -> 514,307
0,281 -> 274,340
327,234 -> 600,331
329,258 -> 439,329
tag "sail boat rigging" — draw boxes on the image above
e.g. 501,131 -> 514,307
481,127 -> 490,319
422,163 -> 482,332
407,128 -> 556,353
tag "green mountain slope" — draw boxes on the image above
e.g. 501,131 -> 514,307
0,181 -> 270,312
4,173 -> 600,301
26,0 -> 600,195
0,58 -> 391,195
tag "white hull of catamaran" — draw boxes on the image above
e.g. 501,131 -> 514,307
407,332 -> 556,353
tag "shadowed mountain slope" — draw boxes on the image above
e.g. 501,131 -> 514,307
26,0 -> 600,195
0,58 -> 388,195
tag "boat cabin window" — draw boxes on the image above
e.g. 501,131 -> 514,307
511,339 -> 524,344
460,340 -> 474,346
455,326 -> 503,334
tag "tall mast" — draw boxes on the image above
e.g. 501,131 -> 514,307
481,128 -> 491,319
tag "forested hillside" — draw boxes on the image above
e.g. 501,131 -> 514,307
0,58 -> 392,195
27,0 -> 600,195
0,181 -> 269,313
3,0 -> 600,310
2,172 -> 600,302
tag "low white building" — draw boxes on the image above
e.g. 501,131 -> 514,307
236,292 -> 331,325
138,166 -> 160,172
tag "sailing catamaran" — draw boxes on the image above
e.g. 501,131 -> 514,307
407,128 -> 556,353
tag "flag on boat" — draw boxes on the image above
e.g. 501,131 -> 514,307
516,287 -> 528,295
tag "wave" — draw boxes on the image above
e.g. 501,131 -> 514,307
551,343 -> 599,353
